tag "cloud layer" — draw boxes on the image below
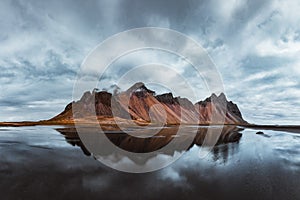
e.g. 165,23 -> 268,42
0,0 -> 300,124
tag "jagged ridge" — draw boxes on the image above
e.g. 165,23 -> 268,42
51,82 -> 247,125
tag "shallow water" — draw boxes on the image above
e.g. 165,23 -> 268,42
0,126 -> 299,200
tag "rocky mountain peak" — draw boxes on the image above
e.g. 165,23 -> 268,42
80,91 -> 92,103
52,82 -> 247,125
126,82 -> 155,95
197,92 -> 228,106
155,93 -> 176,104
218,92 -> 227,102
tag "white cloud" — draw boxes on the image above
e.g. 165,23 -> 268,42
0,0 -> 300,124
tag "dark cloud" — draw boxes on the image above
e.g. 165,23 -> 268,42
0,0 -> 300,124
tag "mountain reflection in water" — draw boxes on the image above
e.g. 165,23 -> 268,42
56,126 -> 243,163
1,125 -> 300,200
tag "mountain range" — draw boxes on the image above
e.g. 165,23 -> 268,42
51,82 -> 247,125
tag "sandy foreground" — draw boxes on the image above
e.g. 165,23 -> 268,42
0,118 -> 299,133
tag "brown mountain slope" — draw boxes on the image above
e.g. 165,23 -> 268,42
51,82 -> 247,125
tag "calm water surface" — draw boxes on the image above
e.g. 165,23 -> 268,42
0,126 -> 299,200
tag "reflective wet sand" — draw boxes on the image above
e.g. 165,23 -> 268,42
0,126 -> 299,199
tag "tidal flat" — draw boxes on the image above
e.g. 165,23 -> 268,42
0,125 -> 299,200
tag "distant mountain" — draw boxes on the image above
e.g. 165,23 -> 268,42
51,82 -> 247,125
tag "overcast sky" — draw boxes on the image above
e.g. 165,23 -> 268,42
1,0 -> 300,124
